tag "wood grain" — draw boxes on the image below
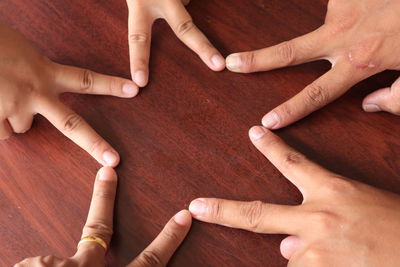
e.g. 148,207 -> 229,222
0,0 -> 399,266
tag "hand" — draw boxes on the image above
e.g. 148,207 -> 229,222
15,167 -> 192,267
189,126 -> 400,266
225,0 -> 400,129
0,22 -> 139,166
126,0 -> 225,87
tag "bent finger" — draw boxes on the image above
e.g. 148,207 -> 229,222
362,76 -> 400,115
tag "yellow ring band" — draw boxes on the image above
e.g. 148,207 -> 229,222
77,236 -> 108,251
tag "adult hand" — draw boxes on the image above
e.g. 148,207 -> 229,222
126,0 -> 225,87
225,0 -> 400,129
0,22 -> 139,166
189,126 -> 400,266
15,167 -> 192,267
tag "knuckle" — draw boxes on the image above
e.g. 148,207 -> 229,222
240,52 -> 256,73
282,151 -> 307,168
129,33 -> 149,43
207,199 -> 224,221
305,83 -> 329,107
309,211 -> 337,231
302,246 -> 324,264
161,228 -> 180,243
240,201 -> 264,231
84,220 -> 113,239
61,113 -> 84,133
324,176 -> 357,195
89,136 -> 105,155
276,41 -> 296,66
176,19 -> 196,36
136,250 -> 163,267
80,69 -> 94,91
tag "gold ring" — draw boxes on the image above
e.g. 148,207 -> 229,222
77,236 -> 108,251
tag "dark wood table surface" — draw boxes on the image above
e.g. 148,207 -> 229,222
1,0 -> 400,266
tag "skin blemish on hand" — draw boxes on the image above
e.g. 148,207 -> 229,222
348,36 -> 382,69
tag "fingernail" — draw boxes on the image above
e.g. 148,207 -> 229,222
134,71 -> 147,87
173,210 -> 191,226
122,83 -> 138,96
249,126 -> 266,141
97,167 -> 116,181
211,54 -> 225,69
363,104 -> 381,112
189,199 -> 207,216
102,150 -> 118,166
226,54 -> 242,72
262,111 -> 280,129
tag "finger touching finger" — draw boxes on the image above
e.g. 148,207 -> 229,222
127,4 -> 153,87
75,167 -> 117,258
162,0 -> 225,71
362,76 -> 400,115
53,63 -> 139,98
226,27 -> 329,73
36,97 -> 120,167
189,198 -> 303,235
128,210 -> 192,267
262,62 -> 368,129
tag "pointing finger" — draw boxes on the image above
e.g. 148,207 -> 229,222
36,97 -> 120,167
53,63 -> 138,98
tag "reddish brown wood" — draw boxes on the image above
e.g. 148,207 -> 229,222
0,0 -> 399,266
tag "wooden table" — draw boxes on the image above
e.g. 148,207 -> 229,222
0,0 -> 399,266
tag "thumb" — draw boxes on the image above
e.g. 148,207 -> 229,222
362,76 -> 400,115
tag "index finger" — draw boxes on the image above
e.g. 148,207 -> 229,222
249,126 -> 333,197
162,0 -> 225,71
262,61 -> 371,130
128,210 -> 192,267
35,97 -> 120,167
189,198 -> 304,235
74,167 -> 117,259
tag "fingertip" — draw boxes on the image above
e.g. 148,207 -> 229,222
280,236 -> 300,260
210,54 -> 226,71
226,53 -> 242,72
132,70 -> 148,87
102,150 -> 120,167
97,167 -> 118,182
122,82 -> 139,98
261,111 -> 280,129
248,126 -> 267,141
188,198 -> 207,218
173,210 -> 192,226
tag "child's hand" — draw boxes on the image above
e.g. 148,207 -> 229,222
0,22 -> 139,167
126,0 -> 225,87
